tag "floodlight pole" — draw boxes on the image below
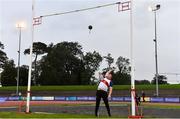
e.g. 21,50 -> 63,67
16,26 -> 22,96
154,10 -> 159,97
26,0 -> 35,113
152,4 -> 160,97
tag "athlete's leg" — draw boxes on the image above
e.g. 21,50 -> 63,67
95,90 -> 101,116
102,92 -> 111,117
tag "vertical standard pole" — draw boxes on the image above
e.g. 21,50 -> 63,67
26,0 -> 35,113
154,11 -> 159,96
16,27 -> 21,96
130,0 -> 135,116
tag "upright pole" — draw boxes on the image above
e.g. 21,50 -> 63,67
16,27 -> 21,96
130,0 -> 135,116
154,10 -> 159,97
26,0 -> 35,113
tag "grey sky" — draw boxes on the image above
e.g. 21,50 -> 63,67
1,0 -> 180,83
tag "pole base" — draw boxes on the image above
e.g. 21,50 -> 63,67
24,110 -> 32,114
128,115 -> 143,119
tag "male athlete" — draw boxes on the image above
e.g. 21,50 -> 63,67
95,70 -> 113,117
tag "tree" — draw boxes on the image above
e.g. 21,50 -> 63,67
0,42 -> 7,68
103,53 -> 114,71
19,65 -> 28,86
113,71 -> 131,85
1,60 -> 16,86
135,80 -> 151,85
39,42 -> 102,85
39,41 -> 84,85
83,51 -> 103,84
116,56 -> 130,74
151,75 -> 168,84
24,42 -> 47,85
111,56 -> 131,85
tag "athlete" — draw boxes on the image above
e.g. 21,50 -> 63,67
95,70 -> 113,117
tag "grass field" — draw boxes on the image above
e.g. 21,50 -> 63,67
0,112 -> 94,118
0,112 -> 123,118
1,84 -> 180,91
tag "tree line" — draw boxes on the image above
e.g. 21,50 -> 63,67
0,41 -> 168,86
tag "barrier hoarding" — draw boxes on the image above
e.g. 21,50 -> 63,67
42,96 -> 54,101
88,96 -> 96,101
31,96 -> 43,101
0,97 -> 7,102
8,96 -> 19,101
77,96 -> 89,101
54,96 -> 66,101
165,98 -> 179,103
124,97 -> 131,101
3,96 -> 180,103
141,97 -> 150,102
112,97 -> 124,101
150,97 -> 164,102
66,96 -> 77,101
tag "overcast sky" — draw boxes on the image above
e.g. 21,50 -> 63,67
0,0 -> 180,83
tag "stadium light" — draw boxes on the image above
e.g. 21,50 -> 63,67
149,4 -> 161,97
15,21 -> 26,96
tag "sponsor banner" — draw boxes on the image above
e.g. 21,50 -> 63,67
77,96 -> 89,101
150,97 -> 164,102
140,97 -> 150,102
88,96 -> 96,101
165,98 -> 179,103
22,97 -> 27,100
8,96 -> 19,101
124,97 -> 131,101
31,96 -> 43,101
54,96 -> 66,101
0,97 -> 8,102
42,96 -> 54,101
112,97 -> 124,101
66,96 -> 77,101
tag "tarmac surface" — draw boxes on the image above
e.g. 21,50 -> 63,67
0,101 -> 180,118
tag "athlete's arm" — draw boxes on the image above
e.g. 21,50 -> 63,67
108,87 -> 113,98
108,81 -> 113,98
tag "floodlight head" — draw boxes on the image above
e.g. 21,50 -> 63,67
156,4 -> 160,10
148,4 -> 161,11
16,22 -> 26,29
148,6 -> 153,11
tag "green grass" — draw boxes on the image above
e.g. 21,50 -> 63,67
1,84 -> 180,91
0,112 -> 123,118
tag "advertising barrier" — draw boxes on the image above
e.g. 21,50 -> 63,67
1,96 -> 180,103
42,96 -> 54,101
141,97 -> 150,102
66,96 -> 77,101
32,96 -> 43,101
124,97 -> 131,101
77,96 -> 89,101
88,96 -> 96,101
54,96 -> 66,101
150,97 -> 164,102
112,97 -> 124,101
165,97 -> 180,103
0,97 -> 7,102
8,96 -> 19,101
